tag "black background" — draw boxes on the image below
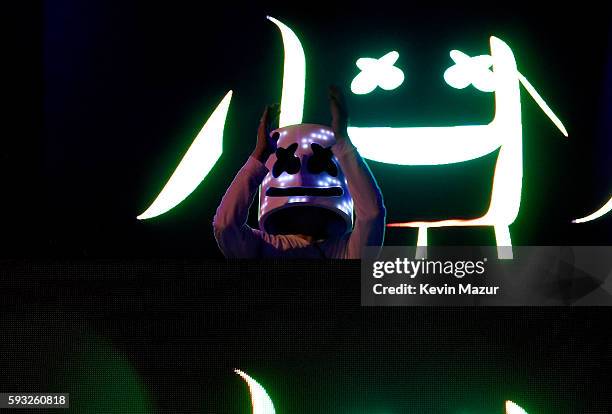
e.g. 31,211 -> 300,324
2,1 -> 612,413
1,261 -> 612,413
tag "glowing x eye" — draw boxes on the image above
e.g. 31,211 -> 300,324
351,51 -> 405,95
444,49 -> 496,92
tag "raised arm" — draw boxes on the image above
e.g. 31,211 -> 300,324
329,86 -> 386,258
212,105 -> 280,257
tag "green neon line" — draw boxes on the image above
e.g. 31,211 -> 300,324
267,16 -> 305,127
573,195 -> 612,223
518,72 -> 568,137
137,91 -> 233,220
235,370 -> 276,414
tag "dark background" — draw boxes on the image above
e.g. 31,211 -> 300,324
1,261 -> 612,413
2,1 -> 612,413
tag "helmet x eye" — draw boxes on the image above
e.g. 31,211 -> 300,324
272,143 -> 301,177
308,143 -> 338,177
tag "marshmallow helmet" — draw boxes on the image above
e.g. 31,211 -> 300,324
258,124 -> 354,238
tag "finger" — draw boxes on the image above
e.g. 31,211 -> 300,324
258,106 -> 270,138
329,86 -> 348,114
260,105 -> 270,124
329,87 -> 347,111
267,131 -> 280,154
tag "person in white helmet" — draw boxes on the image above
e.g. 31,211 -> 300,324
213,86 -> 385,258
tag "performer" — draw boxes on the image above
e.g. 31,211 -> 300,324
213,86 -> 385,258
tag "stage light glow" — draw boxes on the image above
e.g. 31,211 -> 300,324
573,195 -> 612,223
351,51 -> 405,94
505,401 -> 528,414
267,16 -> 305,127
235,370 -> 276,414
137,91 -> 232,220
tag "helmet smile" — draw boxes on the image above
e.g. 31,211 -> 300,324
265,186 -> 344,197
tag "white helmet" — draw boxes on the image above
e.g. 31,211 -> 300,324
259,124 -> 354,237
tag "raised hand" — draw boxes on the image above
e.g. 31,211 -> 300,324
252,103 -> 280,163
